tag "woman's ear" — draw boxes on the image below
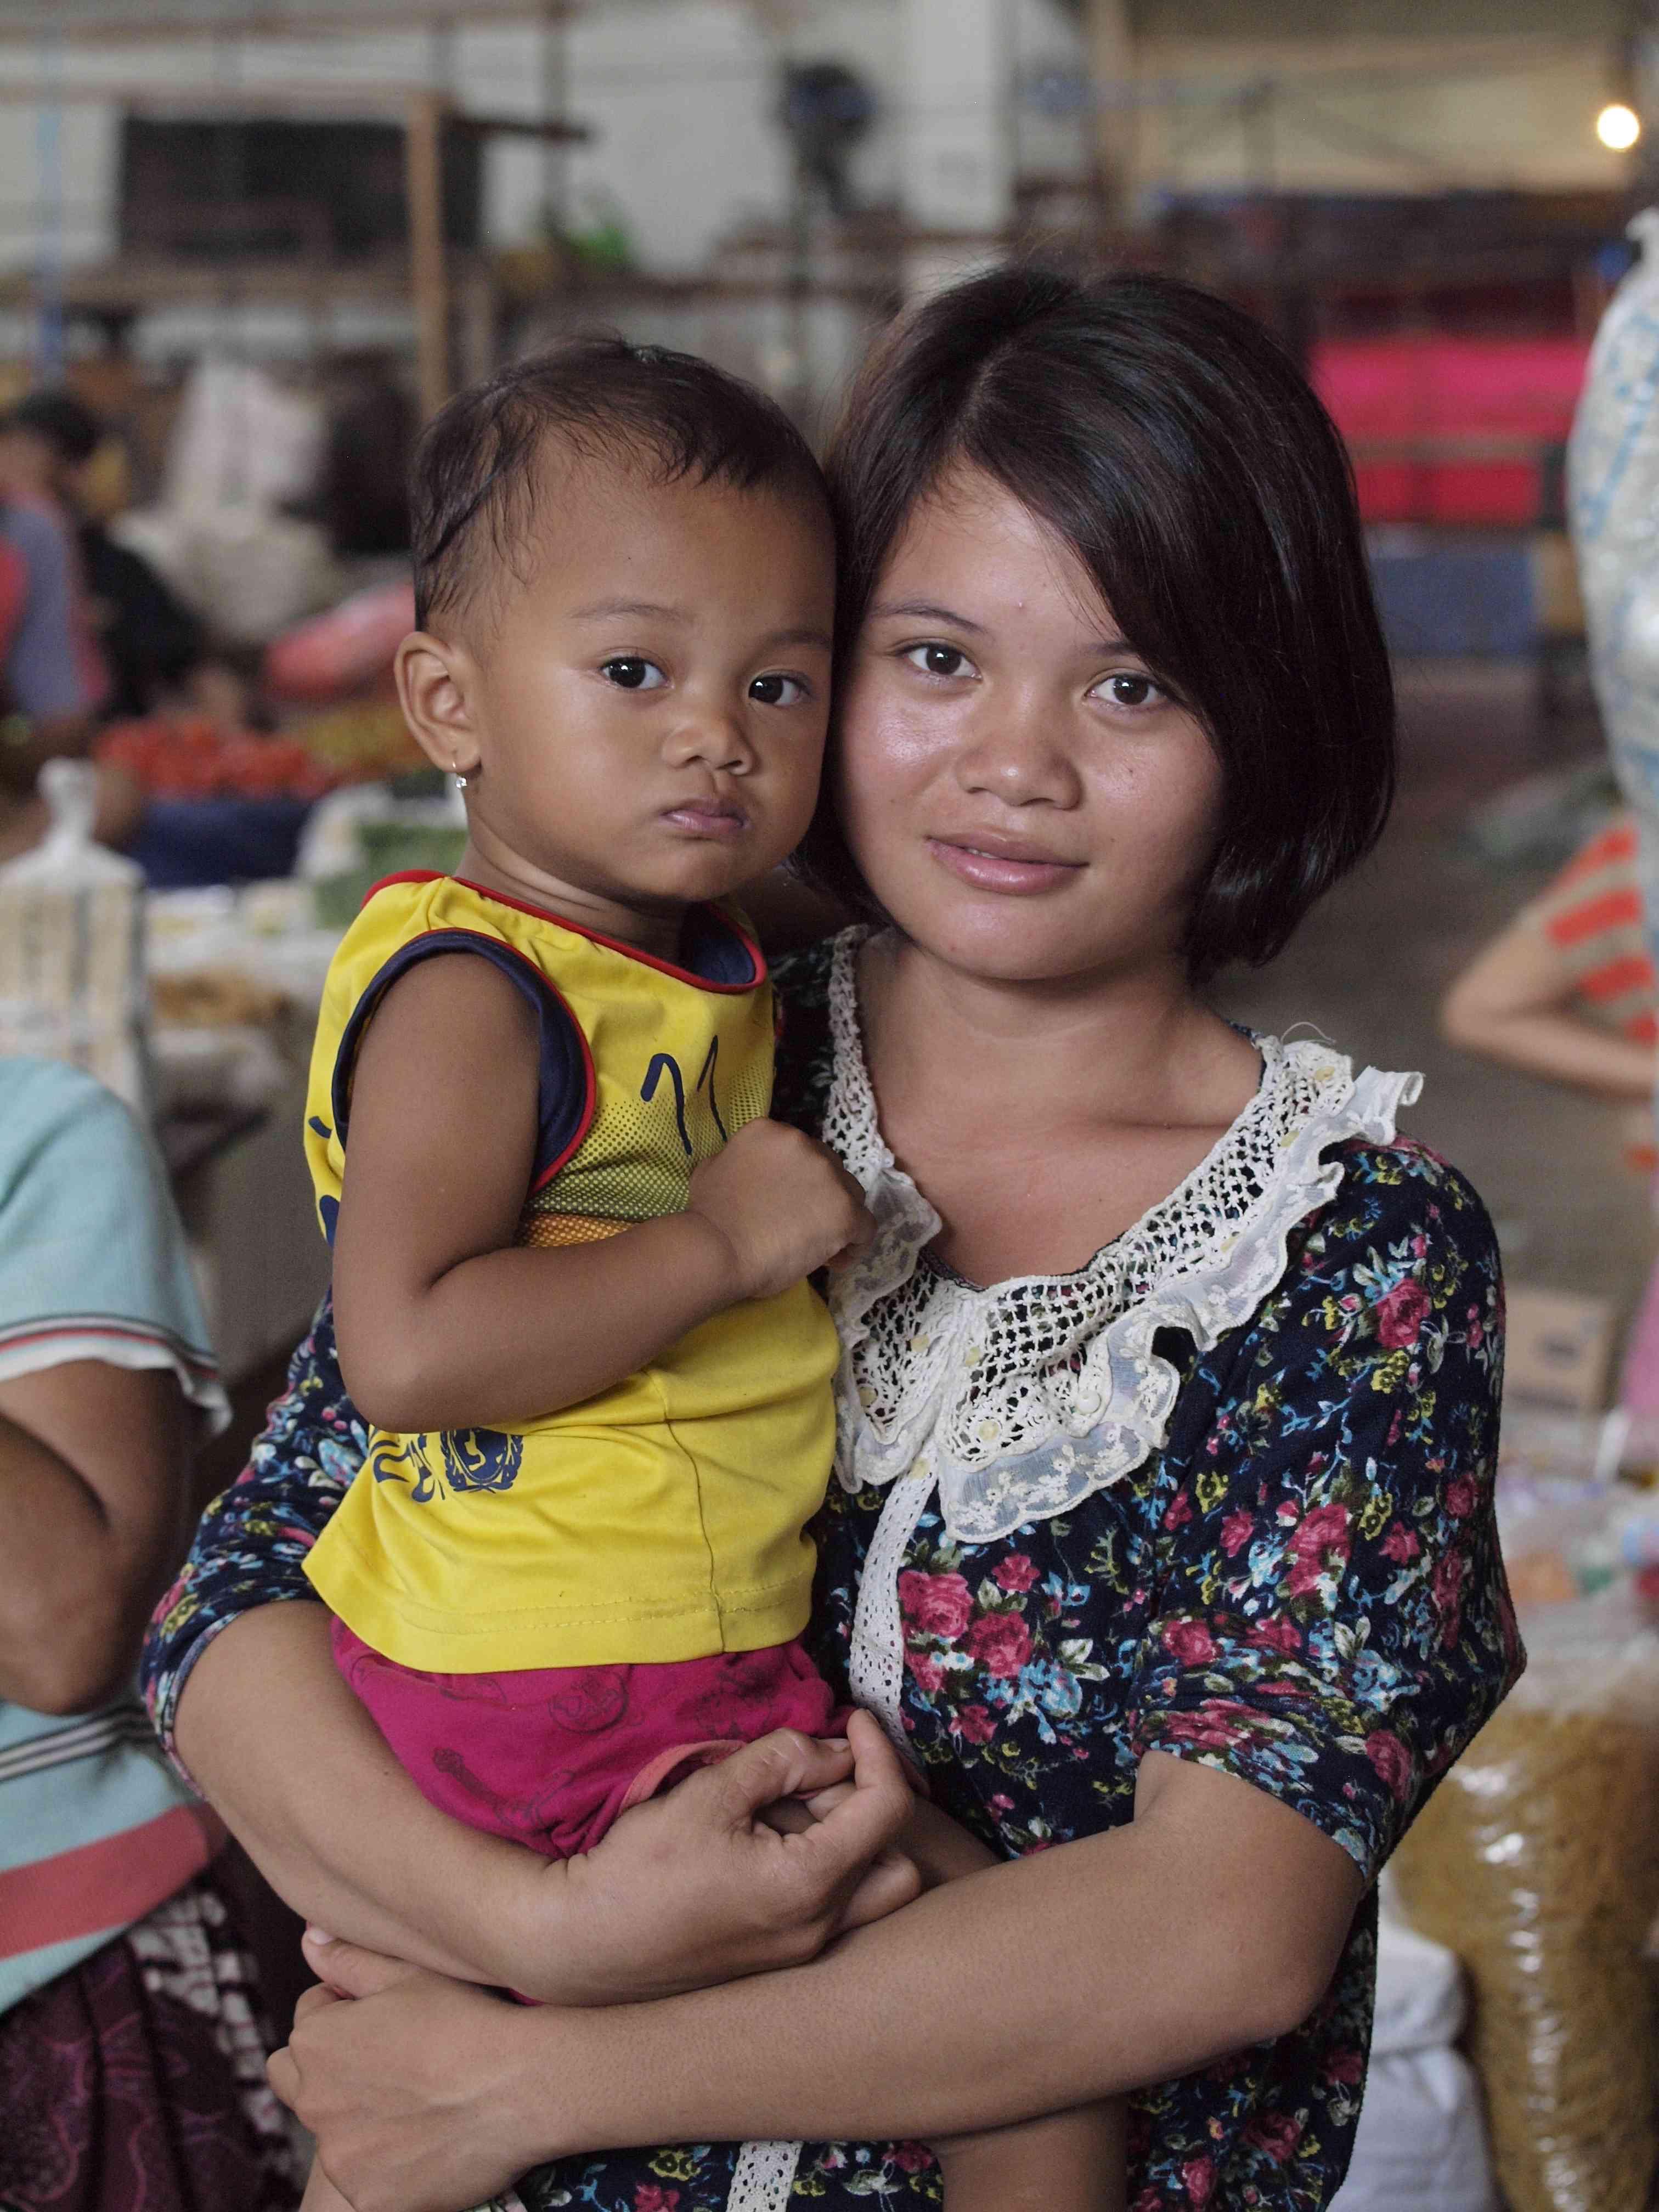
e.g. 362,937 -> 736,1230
394,631 -> 482,778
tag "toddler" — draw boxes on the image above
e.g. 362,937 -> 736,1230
300,340 -> 1124,2211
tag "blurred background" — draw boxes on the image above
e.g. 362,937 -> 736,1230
3,0 -> 1644,1435
8,6 -> 1659,2209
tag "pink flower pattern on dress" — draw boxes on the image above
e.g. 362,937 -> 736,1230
143,944 -> 1521,2212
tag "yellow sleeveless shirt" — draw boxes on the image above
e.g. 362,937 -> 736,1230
301,873 -> 840,1673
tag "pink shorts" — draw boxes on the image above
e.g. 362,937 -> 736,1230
330,1618 -> 847,1859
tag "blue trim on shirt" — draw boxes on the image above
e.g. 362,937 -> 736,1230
329,930 -> 592,1205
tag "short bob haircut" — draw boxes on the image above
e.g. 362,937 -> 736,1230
410,336 -> 828,631
800,265 -> 1395,981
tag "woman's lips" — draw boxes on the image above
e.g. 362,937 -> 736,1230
927,836 -> 1082,894
662,802 -> 748,838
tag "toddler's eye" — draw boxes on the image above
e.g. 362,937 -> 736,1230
602,657 -> 667,691
903,643 -> 974,679
1094,672 -> 1163,709
749,673 -> 810,706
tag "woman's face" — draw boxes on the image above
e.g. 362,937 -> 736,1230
835,466 -> 1224,989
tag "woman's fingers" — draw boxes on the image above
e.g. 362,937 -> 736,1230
831,1845 -> 924,1931
267,2041 -> 300,2109
300,1927 -> 430,2000
268,1966 -> 534,2212
791,1711 -> 917,1891
706,1727 -> 856,1829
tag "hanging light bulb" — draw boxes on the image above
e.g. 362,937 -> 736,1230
1598,102 -> 1642,151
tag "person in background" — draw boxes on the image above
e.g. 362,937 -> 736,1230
1443,809 -> 1659,1414
0,1053 -> 303,2212
0,464 -> 140,864
1441,810 -> 1656,1108
1,388 -> 201,720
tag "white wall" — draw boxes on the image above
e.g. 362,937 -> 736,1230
0,0 -> 1095,286
0,2 -> 896,281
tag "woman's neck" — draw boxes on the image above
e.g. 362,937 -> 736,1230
861,931 -> 1255,1135
855,931 -> 1263,1284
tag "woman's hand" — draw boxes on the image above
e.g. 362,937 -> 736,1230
518,1710 -> 922,2005
272,1942 -> 539,2212
180,1609 -> 919,2006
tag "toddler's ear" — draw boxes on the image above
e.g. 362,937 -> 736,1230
394,630 -> 482,778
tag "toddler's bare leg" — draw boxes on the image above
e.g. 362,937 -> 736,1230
300,2157 -> 357,2212
933,2098 -> 1127,2212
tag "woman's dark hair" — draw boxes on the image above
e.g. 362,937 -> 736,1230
411,336 -> 828,630
803,265 -> 1395,980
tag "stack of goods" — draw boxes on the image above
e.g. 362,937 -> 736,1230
289,700 -> 427,785
98,704 -> 425,802
98,716 -> 334,803
0,761 -> 149,1111
1392,1588 -> 1659,2212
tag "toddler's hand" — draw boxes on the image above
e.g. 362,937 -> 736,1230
687,1119 -> 875,1302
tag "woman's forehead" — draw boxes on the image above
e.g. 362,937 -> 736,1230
872,466 -> 1119,642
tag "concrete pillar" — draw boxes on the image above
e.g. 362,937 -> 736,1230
1085,0 -> 1136,217
899,0 -> 1013,294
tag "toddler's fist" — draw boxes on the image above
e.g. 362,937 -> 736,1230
687,1120 -> 874,1302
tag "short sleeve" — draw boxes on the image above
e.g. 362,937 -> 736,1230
142,1291 -> 362,1771
1129,1139 -> 1520,1879
0,1056 -> 227,1430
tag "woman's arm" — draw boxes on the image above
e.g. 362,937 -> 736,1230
272,1751 -> 1361,2212
1440,903 -> 1655,1098
0,1358 -> 193,1713
178,1601 -> 918,2000
272,1143 -> 1519,2210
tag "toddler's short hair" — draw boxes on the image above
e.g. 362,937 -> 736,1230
410,337 -> 830,630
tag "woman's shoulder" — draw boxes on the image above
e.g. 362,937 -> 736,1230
1208,1126 -> 1503,1435
1312,1131 -> 1498,1261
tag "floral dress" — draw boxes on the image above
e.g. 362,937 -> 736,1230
142,931 -> 1520,2212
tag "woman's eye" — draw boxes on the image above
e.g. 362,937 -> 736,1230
601,657 -> 667,691
749,673 -> 809,706
903,643 -> 974,679
1095,672 -> 1163,709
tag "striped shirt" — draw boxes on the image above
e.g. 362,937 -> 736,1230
1532,816 -> 1657,1043
0,1057 -> 228,2017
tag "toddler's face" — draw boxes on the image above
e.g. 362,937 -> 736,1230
415,450 -> 834,927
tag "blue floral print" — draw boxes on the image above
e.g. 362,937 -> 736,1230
143,941 -> 1517,2210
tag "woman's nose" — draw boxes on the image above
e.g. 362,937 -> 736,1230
953,701 -> 1081,807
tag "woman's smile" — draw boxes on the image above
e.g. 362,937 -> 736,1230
926,831 -> 1084,896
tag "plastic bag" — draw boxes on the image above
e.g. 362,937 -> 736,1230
1391,1593 -> 1659,2212
0,759 -> 149,1112
1331,1896 -> 1497,2212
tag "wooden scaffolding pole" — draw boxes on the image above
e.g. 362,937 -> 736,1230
405,88 -> 452,423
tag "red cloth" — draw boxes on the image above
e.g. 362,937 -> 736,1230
1534,816 -> 1658,1046
0,532 -> 24,675
331,1618 -> 844,1858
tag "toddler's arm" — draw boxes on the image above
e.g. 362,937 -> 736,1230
332,952 -> 871,1434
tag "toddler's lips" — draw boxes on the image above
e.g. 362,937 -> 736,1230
662,802 -> 748,838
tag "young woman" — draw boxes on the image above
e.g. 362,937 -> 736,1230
143,266 -> 1519,2212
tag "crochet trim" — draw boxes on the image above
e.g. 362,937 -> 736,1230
822,929 -> 1423,1543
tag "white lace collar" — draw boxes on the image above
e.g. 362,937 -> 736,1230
820,927 -> 1423,1544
